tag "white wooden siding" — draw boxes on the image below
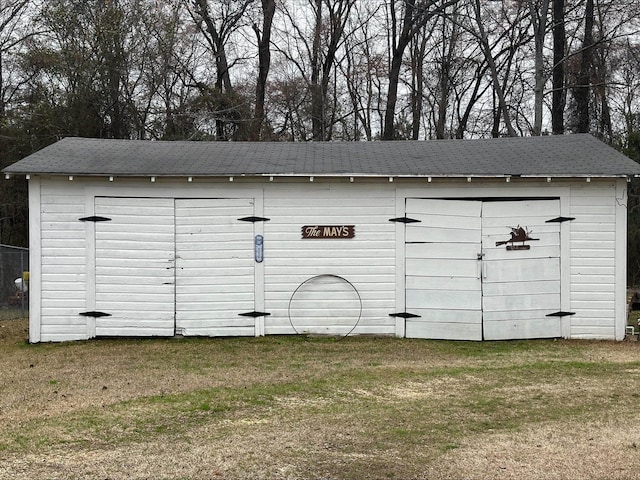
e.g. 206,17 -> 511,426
263,184 -> 396,335
175,198 -> 255,336
30,177 -> 626,342
569,182 -> 618,339
404,198 -> 561,341
405,199 -> 483,340
38,180 -> 87,341
481,200 -> 561,340
95,197 -> 176,336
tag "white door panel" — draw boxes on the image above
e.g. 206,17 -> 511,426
483,317 -> 562,340
481,199 -> 561,340
406,289 -> 482,310
406,227 -> 482,244
405,199 -> 483,340
483,280 -> 560,296
481,200 -> 559,218
94,197 -> 257,338
406,198 -> 482,217
406,242 -> 480,260
95,197 -> 176,336
175,198 -> 255,336
405,198 -> 562,341
406,276 -> 481,292
406,258 -> 480,278
482,257 -> 560,283
406,314 -> 483,340
482,293 -> 560,312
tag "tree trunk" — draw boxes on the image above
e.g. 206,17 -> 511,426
383,1 -> 414,141
528,0 -> 549,136
436,13 -> 456,140
252,0 -> 275,140
411,33 -> 427,140
575,0 -> 594,133
310,0 -> 324,140
473,0 -> 517,137
552,0 -> 565,134
383,0 -> 461,140
0,50 -> 4,121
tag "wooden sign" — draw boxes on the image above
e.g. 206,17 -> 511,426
301,225 -> 355,239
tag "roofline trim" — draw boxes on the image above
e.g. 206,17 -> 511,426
4,172 -> 633,179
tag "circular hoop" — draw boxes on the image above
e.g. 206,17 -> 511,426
287,274 -> 362,337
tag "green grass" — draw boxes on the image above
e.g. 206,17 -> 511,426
2,320 -> 640,479
2,349 -> 635,449
0,307 -> 27,321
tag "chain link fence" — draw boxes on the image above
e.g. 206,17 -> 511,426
0,244 -> 28,320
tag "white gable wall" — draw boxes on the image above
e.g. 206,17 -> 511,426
28,176 -> 629,342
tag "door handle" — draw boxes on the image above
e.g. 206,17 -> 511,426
477,253 -> 484,279
477,253 -> 486,280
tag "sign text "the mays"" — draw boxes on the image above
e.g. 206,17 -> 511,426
301,225 -> 355,239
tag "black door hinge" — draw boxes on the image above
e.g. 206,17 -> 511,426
79,216 -> 112,222
389,312 -> 422,319
546,311 -> 576,317
389,217 -> 421,224
79,311 -> 112,317
239,311 -> 271,317
238,216 -> 270,223
545,217 -> 575,223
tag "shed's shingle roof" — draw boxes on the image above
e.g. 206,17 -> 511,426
3,134 -> 639,178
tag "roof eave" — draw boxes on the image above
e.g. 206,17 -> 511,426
3,172 -> 634,179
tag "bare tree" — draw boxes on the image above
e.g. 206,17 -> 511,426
426,3 -> 461,139
552,0 -> 566,134
187,0 -> 255,140
525,0 -> 551,135
573,0 -> 595,133
408,27 -> 430,139
470,0 -> 519,137
275,0 -> 357,141
250,0 -> 276,140
339,1 -> 385,140
0,0 -> 36,119
382,0 -> 459,140
309,0 -> 356,140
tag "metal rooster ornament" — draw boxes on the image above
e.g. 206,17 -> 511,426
496,225 -> 538,250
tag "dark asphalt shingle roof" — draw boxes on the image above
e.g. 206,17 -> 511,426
3,134 -> 640,178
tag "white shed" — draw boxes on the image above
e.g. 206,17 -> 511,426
4,135 -> 639,342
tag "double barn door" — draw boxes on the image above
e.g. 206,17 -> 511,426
405,198 -> 562,341
93,197 -> 256,337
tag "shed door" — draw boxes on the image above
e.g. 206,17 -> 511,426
405,198 -> 561,341
175,198 -> 256,336
95,197 -> 176,336
481,200 -> 561,340
94,197 -> 256,337
405,199 -> 483,340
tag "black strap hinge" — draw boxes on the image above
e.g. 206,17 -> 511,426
238,216 -> 270,223
79,216 -> 112,222
545,217 -> 575,223
389,312 -> 421,319
389,217 -> 421,224
79,311 -> 112,318
239,311 -> 271,317
546,311 -> 576,317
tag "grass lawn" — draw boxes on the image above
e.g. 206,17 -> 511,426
2,317 -> 640,479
